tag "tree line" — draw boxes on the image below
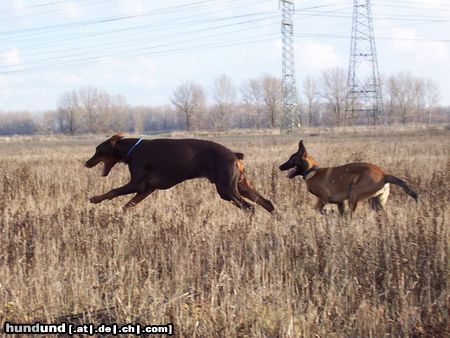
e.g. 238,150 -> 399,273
0,69 -> 447,135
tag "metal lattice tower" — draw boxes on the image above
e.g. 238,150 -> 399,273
345,0 -> 383,125
280,0 -> 299,130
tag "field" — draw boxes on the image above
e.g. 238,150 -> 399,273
0,126 -> 448,337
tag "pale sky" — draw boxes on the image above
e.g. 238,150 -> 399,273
0,0 -> 449,111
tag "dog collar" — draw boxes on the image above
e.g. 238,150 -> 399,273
124,138 -> 143,163
302,166 -> 319,181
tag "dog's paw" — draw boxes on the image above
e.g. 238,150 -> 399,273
320,207 -> 333,216
122,202 -> 135,211
89,196 -> 103,204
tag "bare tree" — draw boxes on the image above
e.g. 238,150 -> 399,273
77,86 -> 113,133
56,87 -> 129,134
109,94 -> 130,132
261,75 -> 282,128
302,76 -> 320,127
240,75 -> 282,129
57,90 -> 80,134
385,72 -> 441,124
386,72 -> 416,124
384,76 -> 396,125
171,82 -> 206,131
413,77 -> 426,123
424,78 -> 440,124
210,74 -> 236,132
241,79 -> 264,129
34,110 -> 57,134
321,68 -> 347,126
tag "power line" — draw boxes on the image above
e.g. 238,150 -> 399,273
1,0 -> 448,77
294,32 -> 450,43
3,6 -> 275,48
294,9 -> 449,22
0,1 -> 282,75
9,14 -> 278,63
0,1 -> 73,15
375,3 -> 450,13
0,0 -> 113,24
4,26 -> 447,75
375,0 -> 450,9
0,34 -> 279,75
0,0 -> 265,36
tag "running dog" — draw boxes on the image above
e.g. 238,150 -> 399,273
85,134 -> 274,213
279,140 -> 418,214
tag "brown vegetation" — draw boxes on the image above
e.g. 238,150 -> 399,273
0,127 -> 448,337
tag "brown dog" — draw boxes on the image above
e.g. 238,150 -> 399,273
279,140 -> 418,214
85,134 -> 274,213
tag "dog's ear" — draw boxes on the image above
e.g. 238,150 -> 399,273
109,133 -> 124,148
298,140 -> 307,157
234,152 -> 245,160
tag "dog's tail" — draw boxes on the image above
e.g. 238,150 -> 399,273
234,152 -> 245,160
384,175 -> 418,202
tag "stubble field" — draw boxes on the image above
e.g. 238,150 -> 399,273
0,126 -> 448,337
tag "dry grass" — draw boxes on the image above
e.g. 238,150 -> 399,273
0,127 -> 448,337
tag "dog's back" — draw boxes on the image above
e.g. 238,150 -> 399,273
129,138 -> 237,185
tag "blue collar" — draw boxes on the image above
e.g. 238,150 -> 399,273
302,166 -> 319,180
124,138 -> 143,163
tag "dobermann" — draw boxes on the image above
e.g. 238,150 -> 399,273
85,134 -> 274,213
279,140 -> 418,214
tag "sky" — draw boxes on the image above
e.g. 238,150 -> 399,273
0,0 -> 449,111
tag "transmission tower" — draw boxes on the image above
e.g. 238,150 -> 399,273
280,0 -> 299,130
345,0 -> 383,125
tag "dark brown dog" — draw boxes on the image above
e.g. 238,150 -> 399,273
85,134 -> 274,213
279,140 -> 418,214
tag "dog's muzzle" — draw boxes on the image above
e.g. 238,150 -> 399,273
279,161 -> 294,171
279,161 -> 299,179
85,156 -> 100,168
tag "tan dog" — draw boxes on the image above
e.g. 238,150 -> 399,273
279,140 -> 418,214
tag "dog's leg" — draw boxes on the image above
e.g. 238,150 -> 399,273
348,195 -> 359,214
89,182 -> 138,204
337,202 -> 345,216
377,183 -> 390,209
123,188 -> 155,209
369,197 -> 382,211
231,199 -> 254,210
368,184 -> 390,212
215,164 -> 255,211
238,176 -> 274,213
215,183 -> 253,211
315,199 -> 326,214
230,191 -> 253,210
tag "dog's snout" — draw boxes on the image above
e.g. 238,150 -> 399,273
279,161 -> 292,171
85,156 -> 99,168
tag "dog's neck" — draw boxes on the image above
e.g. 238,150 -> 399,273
115,138 -> 142,163
302,165 -> 320,181
300,155 -> 320,181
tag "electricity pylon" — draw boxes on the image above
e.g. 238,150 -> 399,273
280,0 -> 299,130
345,0 -> 383,125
